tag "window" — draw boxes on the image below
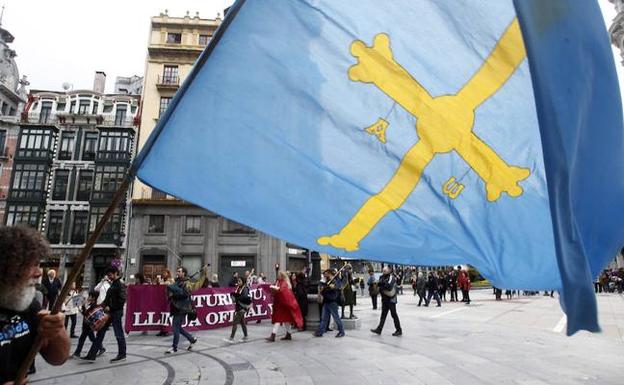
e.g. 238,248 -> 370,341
52,170 -> 69,201
39,101 -> 53,124
93,165 -> 126,200
167,33 -> 181,44
159,97 -> 171,118
6,205 -> 43,228
199,34 -> 209,45
82,132 -> 98,160
56,102 -> 66,111
185,216 -> 201,234
71,211 -> 89,244
78,99 -> 91,115
103,103 -> 113,113
162,65 -> 178,84
89,205 -> 123,243
76,170 -> 93,201
10,163 -> 48,200
92,101 -> 99,115
97,131 -> 131,161
47,211 -> 64,244
17,128 -> 54,158
222,219 -> 255,234
148,215 -> 165,233
114,104 -> 127,126
0,130 -> 6,156
58,131 -> 75,160
69,100 -> 76,113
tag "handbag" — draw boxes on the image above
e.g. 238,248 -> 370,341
187,305 -> 198,321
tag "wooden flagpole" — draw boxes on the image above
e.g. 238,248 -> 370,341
15,176 -> 132,383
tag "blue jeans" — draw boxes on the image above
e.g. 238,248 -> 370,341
172,313 -> 194,350
317,301 -> 344,335
87,310 -> 126,359
426,290 -> 441,306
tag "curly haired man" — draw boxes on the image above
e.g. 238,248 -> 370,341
0,225 -> 70,384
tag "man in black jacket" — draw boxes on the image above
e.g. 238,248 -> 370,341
425,272 -> 442,307
371,266 -> 402,336
83,266 -> 127,363
42,269 -> 62,310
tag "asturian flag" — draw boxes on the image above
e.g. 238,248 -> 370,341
131,0 -> 624,335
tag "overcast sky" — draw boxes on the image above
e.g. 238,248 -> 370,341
6,0 -> 235,92
5,0 -> 624,97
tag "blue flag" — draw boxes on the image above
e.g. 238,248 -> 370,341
132,0 -> 624,334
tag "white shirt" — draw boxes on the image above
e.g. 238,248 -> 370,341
94,279 -> 110,305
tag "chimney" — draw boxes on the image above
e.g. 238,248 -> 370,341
93,71 -> 106,93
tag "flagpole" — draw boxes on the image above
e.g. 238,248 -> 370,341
15,174 -> 133,383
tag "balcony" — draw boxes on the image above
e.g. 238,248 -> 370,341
99,115 -> 135,128
54,112 -> 100,125
24,112 -> 58,125
156,75 -> 180,90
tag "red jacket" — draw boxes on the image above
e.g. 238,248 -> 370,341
458,271 -> 471,290
271,279 -> 304,328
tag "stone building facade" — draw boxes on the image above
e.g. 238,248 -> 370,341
7,75 -> 140,288
0,24 -> 28,224
127,12 -> 304,286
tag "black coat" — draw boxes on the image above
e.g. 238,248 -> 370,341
42,277 -> 62,302
426,275 -> 439,291
294,281 -> 308,316
103,279 -> 126,312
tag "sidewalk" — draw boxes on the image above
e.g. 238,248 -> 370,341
31,290 -> 624,385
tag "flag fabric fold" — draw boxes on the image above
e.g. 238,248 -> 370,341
132,0 -> 624,334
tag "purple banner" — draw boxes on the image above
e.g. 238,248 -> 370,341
124,284 -> 273,333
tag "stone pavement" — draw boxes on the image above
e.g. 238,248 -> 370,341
30,290 -> 624,385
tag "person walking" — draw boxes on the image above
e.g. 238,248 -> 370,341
367,271 -> 379,310
94,273 -> 110,306
225,276 -> 251,343
314,269 -> 345,338
416,272 -> 427,306
164,266 -> 207,354
371,266 -> 402,336
83,266 -> 127,363
62,282 -> 80,338
72,291 -> 99,358
267,271 -> 303,342
425,272 -> 442,307
42,269 -> 62,310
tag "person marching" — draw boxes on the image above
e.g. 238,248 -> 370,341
267,271 -> 304,342
83,266 -> 127,363
425,272 -> 442,307
225,276 -> 252,343
371,266 -> 402,336
72,291 -> 98,358
164,266 -> 207,354
314,269 -> 346,338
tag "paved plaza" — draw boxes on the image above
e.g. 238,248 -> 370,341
30,289 -> 624,385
